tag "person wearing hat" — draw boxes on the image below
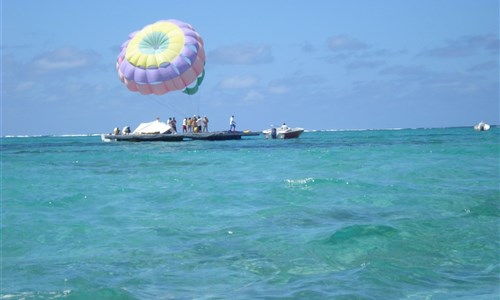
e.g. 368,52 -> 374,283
182,117 -> 188,133
192,116 -> 198,133
196,116 -> 202,133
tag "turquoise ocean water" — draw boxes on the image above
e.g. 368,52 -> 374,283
1,127 -> 499,299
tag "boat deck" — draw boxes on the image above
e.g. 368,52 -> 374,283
102,131 -> 261,142
183,131 -> 260,140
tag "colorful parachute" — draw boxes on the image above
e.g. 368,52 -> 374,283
117,19 -> 205,95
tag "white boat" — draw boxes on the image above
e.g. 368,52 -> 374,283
474,121 -> 490,131
263,124 -> 304,139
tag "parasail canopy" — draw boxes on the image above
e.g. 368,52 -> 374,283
117,19 -> 205,96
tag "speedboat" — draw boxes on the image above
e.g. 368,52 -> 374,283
263,124 -> 304,139
474,121 -> 490,131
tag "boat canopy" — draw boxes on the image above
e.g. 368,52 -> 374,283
132,120 -> 172,134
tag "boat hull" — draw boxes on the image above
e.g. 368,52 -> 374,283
281,130 -> 304,139
184,131 -> 260,141
101,131 -> 261,142
101,134 -> 183,142
263,128 -> 304,139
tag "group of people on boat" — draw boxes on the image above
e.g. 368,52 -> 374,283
113,126 -> 130,135
111,114 -> 238,135
182,115 -> 209,133
152,115 -> 210,134
175,115 -> 237,133
166,117 -> 177,132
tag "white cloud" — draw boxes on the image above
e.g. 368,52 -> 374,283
209,44 -> 273,64
468,60 -> 498,72
420,34 -> 500,57
268,85 -> 290,94
327,35 -> 368,52
33,47 -> 99,72
15,81 -> 35,91
219,75 -> 259,89
345,60 -> 385,70
242,90 -> 264,103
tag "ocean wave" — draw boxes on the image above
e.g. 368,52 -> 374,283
0,288 -> 137,300
3,126 -> 495,138
2,133 -> 102,138
285,177 -> 315,185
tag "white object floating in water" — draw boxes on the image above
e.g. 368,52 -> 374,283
474,121 -> 490,131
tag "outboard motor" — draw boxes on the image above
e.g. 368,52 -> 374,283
271,127 -> 277,139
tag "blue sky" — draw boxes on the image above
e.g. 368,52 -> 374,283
2,0 -> 499,135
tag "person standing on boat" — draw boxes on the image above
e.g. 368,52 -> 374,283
123,126 -> 131,135
196,116 -> 202,133
171,117 -> 177,133
182,118 -> 187,133
203,115 -> 209,132
187,117 -> 193,132
229,115 -> 236,131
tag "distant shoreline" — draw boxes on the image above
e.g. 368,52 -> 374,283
2,125 -> 496,138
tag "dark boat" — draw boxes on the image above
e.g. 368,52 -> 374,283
101,133 -> 184,142
184,131 -> 261,141
101,131 -> 261,142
